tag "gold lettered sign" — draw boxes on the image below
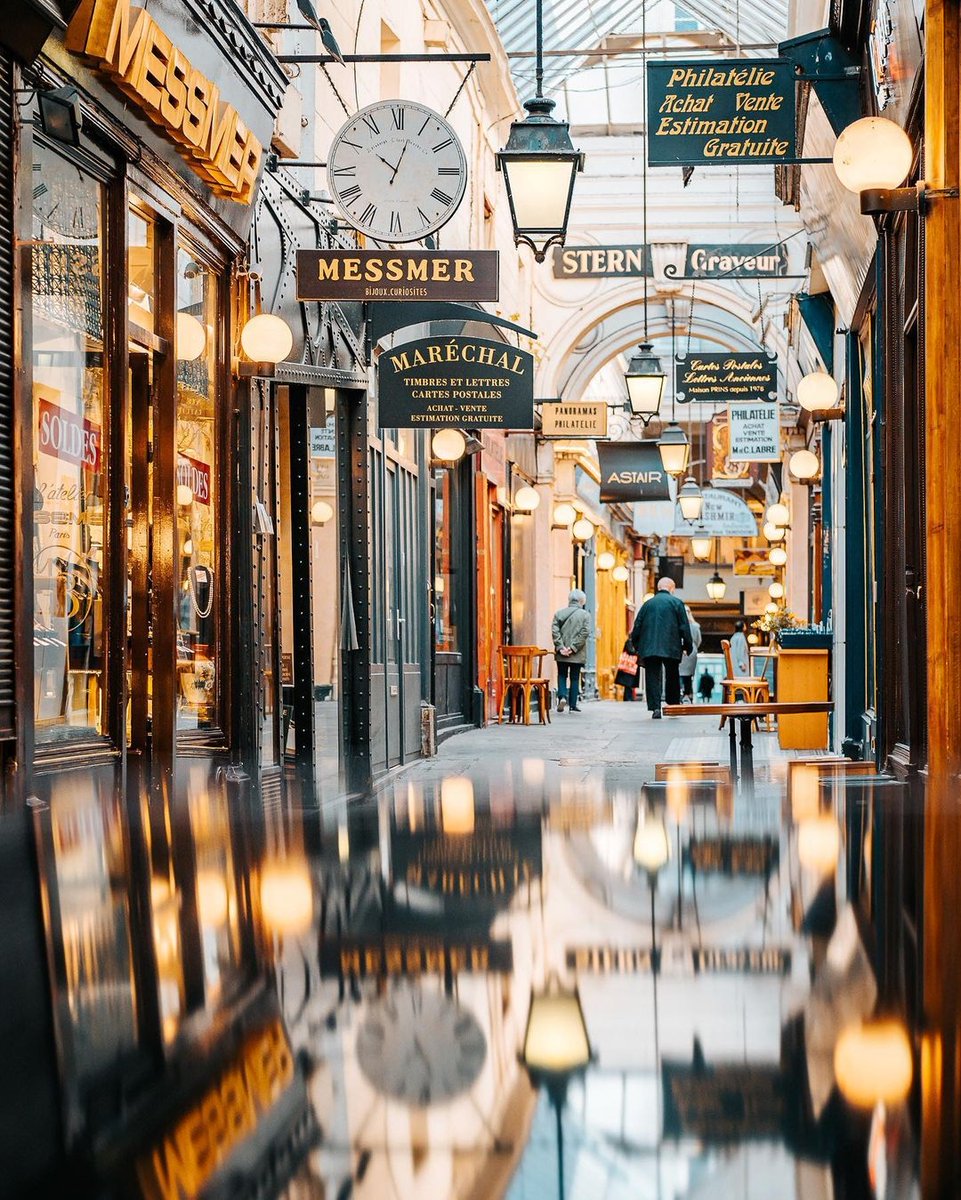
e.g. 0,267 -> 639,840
647,59 -> 796,165
540,400 -> 609,439
377,335 -> 534,429
66,0 -> 263,202
296,249 -> 499,302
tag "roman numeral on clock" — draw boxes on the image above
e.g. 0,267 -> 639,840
361,113 -> 379,134
359,202 -> 377,225
333,165 -> 356,176
340,184 -> 361,203
389,211 -> 403,234
391,107 -> 404,130
431,188 -> 452,206
433,138 -> 453,153
437,167 -> 459,175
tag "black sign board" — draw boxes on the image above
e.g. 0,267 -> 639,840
691,946 -> 791,975
297,249 -> 499,302
657,555 -> 685,588
662,1061 -> 786,1141
596,441 -> 671,502
565,945 -> 791,976
674,352 -> 778,404
684,835 -> 780,877
319,936 -> 514,979
647,59 -> 796,166
390,817 -> 543,902
378,336 -> 534,429
551,243 -> 792,279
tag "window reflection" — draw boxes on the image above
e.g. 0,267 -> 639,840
176,246 -> 218,730
31,147 -> 106,742
187,771 -> 241,1002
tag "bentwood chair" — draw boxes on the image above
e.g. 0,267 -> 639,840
497,645 -> 552,725
719,638 -> 771,731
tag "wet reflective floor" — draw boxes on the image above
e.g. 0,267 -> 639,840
273,702 -> 918,1200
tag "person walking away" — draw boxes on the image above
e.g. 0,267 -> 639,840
614,636 -> 640,700
679,605 -> 702,702
551,588 -> 592,712
630,578 -> 693,719
730,619 -> 750,676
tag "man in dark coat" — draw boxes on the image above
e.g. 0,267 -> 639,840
630,577 -> 693,718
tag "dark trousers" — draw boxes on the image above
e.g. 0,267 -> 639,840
557,662 -> 583,708
680,674 -> 694,699
644,657 -> 680,711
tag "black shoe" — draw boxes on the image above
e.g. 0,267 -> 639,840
569,706 -> 581,712
652,710 -> 662,719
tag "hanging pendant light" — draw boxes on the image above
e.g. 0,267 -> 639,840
657,423 -> 690,477
706,572 -> 726,601
677,476 -> 704,521
624,342 -> 665,422
691,530 -> 712,561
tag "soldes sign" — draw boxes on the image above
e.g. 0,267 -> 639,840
177,454 -> 211,504
38,398 -> 101,472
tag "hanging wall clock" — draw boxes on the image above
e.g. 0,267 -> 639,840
327,101 -> 468,243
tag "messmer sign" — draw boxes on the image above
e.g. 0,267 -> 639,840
540,401 -> 609,439
297,249 -> 499,302
377,336 -> 534,429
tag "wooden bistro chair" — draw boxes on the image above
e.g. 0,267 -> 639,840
498,645 -> 552,725
719,638 -> 771,732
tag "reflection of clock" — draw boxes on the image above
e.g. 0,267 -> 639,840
356,986 -> 487,1106
327,101 -> 467,242
32,166 -> 100,240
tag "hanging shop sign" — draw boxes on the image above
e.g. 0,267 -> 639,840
597,441 -> 671,502
310,419 -> 336,458
709,408 -> 757,486
566,945 -> 791,976
37,394 -> 101,472
674,352 -> 778,404
540,400 -> 609,439
296,249 -> 499,302
319,936 -> 513,980
551,243 -> 791,279
66,0 -> 264,203
674,489 -> 758,536
391,817 -> 542,901
727,402 -> 781,461
646,60 -> 796,166
683,834 -> 779,876
662,1060 -> 786,1141
377,336 -> 534,429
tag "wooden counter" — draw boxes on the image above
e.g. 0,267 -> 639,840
776,648 -> 830,749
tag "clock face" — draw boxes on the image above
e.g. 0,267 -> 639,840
355,986 -> 487,1107
327,101 -> 468,243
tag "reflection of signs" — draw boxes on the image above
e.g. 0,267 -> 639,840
675,352 -> 778,404
310,421 -> 336,458
684,835 -> 779,877
177,454 -> 211,504
392,818 -> 542,901
34,547 -> 96,630
692,946 -> 791,975
320,937 -> 512,979
566,944 -> 791,976
662,1061 -> 785,1141
37,396 -> 101,471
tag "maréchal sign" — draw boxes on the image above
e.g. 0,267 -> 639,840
596,442 -> 671,502
647,59 -> 796,166
377,336 -> 534,429
674,352 -> 778,404
67,0 -> 262,202
297,250 -> 499,302
551,243 -> 791,279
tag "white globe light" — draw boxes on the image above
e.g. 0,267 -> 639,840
176,311 -> 207,361
177,484 -> 194,507
797,371 -> 838,412
766,502 -> 790,527
572,517 -> 595,542
833,117 -> 913,194
514,484 -> 540,512
240,312 -> 293,363
597,551 -> 616,570
311,500 -> 334,526
790,449 -> 821,480
763,522 -> 786,542
612,564 -> 629,582
431,428 -> 467,462
797,815 -> 840,874
260,859 -> 313,935
552,501 -> 577,526
769,546 -> 788,567
834,1021 -> 913,1109
769,581 -> 785,599
765,601 -> 778,614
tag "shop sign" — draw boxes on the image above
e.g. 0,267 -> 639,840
177,454 -> 211,504
66,0 -> 263,203
709,408 -> 757,486
674,352 -> 778,404
565,945 -> 791,976
136,1019 -> 294,1200
727,402 -> 781,461
734,548 -> 774,576
662,1060 -> 785,1141
596,442 -> 671,502
540,400 -> 609,439
37,395 -> 101,472
377,336 -> 534,429
296,249 -> 498,302
319,936 -> 513,979
673,489 -> 758,536
550,243 -> 791,279
683,834 -> 779,876
310,420 -> 336,457
647,59 -> 796,166
391,817 -> 542,901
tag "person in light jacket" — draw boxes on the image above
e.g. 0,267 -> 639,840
730,619 -> 750,675
551,588 -> 592,712
678,605 -> 702,702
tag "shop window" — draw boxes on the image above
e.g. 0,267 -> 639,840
175,245 -> 219,731
31,146 -> 106,744
433,468 -> 458,653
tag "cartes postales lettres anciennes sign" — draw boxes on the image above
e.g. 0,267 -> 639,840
378,336 -> 534,429
647,59 -> 796,165
297,250 -> 499,303
674,352 -> 778,404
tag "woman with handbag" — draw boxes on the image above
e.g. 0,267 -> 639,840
614,637 -> 640,701
679,605 -> 702,702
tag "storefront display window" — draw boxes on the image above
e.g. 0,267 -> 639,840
31,146 -> 106,744
434,468 -> 459,653
176,245 -> 219,731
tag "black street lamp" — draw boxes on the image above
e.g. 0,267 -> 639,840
496,0 -> 583,261
624,342 -> 666,422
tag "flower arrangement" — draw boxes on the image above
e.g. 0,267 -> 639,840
753,607 -> 801,637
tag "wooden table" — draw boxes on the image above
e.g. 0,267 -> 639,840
663,701 -> 835,796
749,647 -> 778,693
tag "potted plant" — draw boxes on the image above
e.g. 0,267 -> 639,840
752,606 -> 800,645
